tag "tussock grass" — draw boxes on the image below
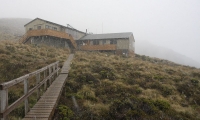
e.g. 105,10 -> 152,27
58,51 -> 200,119
0,40 -> 69,118
0,40 -> 69,83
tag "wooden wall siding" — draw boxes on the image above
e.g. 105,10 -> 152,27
128,50 -> 135,57
65,28 -> 86,40
129,35 -> 135,51
19,29 -> 77,48
80,44 -> 117,51
116,39 -> 129,49
25,19 -> 45,32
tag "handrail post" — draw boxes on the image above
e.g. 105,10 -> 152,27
49,67 -> 52,85
53,64 -> 56,80
56,63 -> 59,76
0,89 -> 8,120
44,69 -> 47,90
53,65 -> 56,73
36,73 -> 40,100
24,79 -> 29,115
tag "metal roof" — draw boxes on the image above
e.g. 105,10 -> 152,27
79,32 -> 133,40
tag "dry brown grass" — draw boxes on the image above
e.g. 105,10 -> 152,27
59,51 -> 200,119
0,40 -> 70,118
83,101 -> 110,115
0,40 -> 69,83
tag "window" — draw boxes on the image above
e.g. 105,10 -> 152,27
102,40 -> 106,45
82,41 -> 88,45
93,40 -> 99,45
52,27 -> 57,30
45,25 -> 51,29
37,26 -> 41,30
29,28 -> 32,30
110,39 -> 117,44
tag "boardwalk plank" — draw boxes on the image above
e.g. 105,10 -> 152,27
23,54 -> 74,120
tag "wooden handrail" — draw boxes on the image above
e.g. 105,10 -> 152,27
80,44 -> 117,51
18,32 -> 28,43
20,29 -> 77,48
0,61 -> 59,119
0,61 -> 59,90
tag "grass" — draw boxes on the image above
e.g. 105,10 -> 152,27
0,40 -> 69,83
0,40 -> 70,118
1,41 -> 200,119
57,51 -> 200,120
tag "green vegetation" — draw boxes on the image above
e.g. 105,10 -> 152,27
57,51 -> 200,119
58,105 -> 74,120
1,40 -> 200,119
0,40 -> 69,83
0,41 -> 70,119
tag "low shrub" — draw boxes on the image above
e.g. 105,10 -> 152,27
58,105 -> 74,120
191,78 -> 199,86
161,86 -> 173,97
154,100 -> 170,111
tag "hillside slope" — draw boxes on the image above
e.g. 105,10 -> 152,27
0,18 -> 31,41
136,40 -> 200,68
56,51 -> 200,120
0,41 -> 69,83
0,40 -> 70,119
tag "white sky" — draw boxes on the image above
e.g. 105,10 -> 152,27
0,0 -> 200,62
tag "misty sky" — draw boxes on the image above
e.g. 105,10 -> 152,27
0,0 -> 200,62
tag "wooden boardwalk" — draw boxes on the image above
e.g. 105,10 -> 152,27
23,54 -> 74,120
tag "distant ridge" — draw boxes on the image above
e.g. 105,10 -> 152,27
0,18 -> 31,41
136,40 -> 200,68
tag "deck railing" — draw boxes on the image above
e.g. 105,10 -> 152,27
19,29 -> 77,48
0,61 -> 59,119
80,44 -> 117,51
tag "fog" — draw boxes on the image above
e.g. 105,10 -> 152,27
0,0 -> 200,66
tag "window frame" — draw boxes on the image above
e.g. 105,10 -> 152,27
110,39 -> 117,44
37,26 -> 41,30
45,25 -> 51,29
53,27 -> 57,31
102,40 -> 106,45
93,40 -> 99,45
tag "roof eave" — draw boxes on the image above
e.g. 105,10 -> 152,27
24,18 -> 86,34
79,37 -> 130,40
24,18 -> 39,27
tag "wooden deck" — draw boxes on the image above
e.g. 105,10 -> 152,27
19,29 -> 77,48
80,44 -> 117,51
23,54 -> 74,120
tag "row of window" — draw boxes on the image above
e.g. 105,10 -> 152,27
93,39 -> 117,45
81,39 -> 117,45
29,26 -> 41,30
29,25 -> 57,31
45,25 -> 57,30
